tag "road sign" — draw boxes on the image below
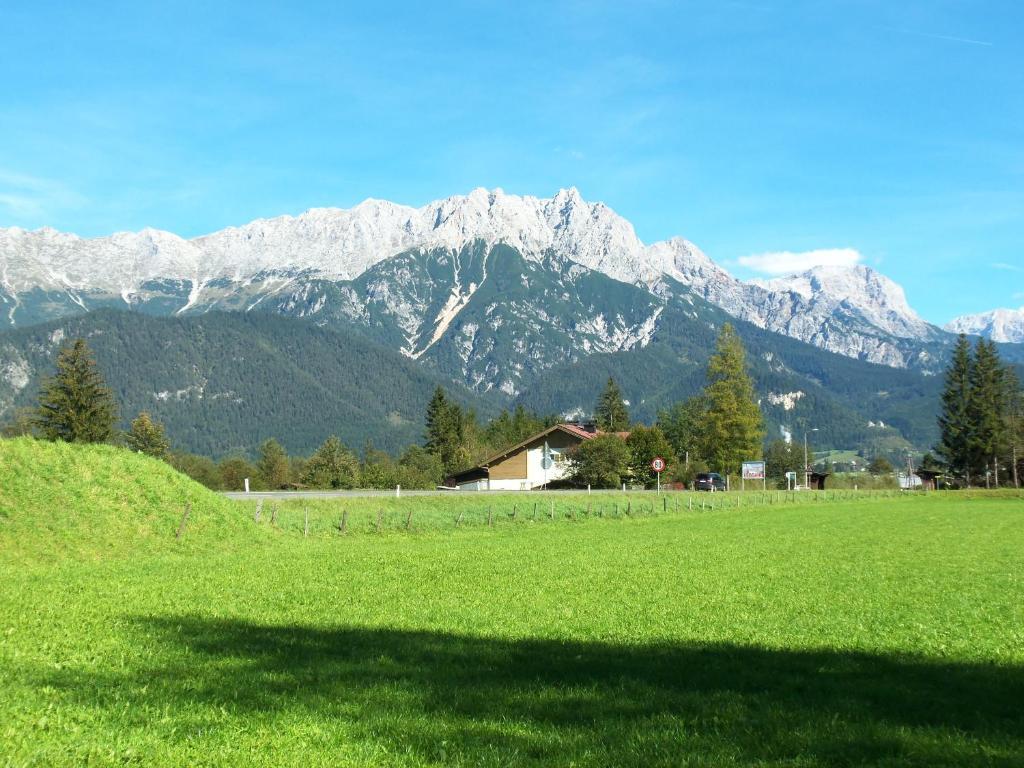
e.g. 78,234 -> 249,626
651,457 -> 666,473
741,461 -> 765,480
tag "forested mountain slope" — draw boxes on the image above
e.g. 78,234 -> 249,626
0,310 -> 495,456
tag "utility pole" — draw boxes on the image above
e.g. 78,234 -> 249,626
803,428 -> 817,490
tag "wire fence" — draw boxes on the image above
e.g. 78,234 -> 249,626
225,487 -> 1021,540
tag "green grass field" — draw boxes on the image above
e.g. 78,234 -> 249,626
1,438 -> 1022,766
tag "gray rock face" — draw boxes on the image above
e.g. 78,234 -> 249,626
1,188 -> 948,383
946,307 -> 1024,344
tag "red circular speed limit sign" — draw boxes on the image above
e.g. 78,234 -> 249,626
651,457 -> 666,473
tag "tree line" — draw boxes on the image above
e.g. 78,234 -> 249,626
8,327 -> 770,491
558,323 -> 766,488
936,335 -> 1023,487
2,336 -> 563,491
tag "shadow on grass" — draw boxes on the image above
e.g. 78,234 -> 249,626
41,616 -> 1024,766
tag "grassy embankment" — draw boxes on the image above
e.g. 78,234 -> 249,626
1,437 -> 1022,766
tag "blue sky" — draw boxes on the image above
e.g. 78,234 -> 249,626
1,0 -> 1021,323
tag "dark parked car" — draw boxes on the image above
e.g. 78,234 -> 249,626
693,472 -> 726,492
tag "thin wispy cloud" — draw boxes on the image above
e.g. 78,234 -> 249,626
738,248 -> 862,276
0,170 -> 85,223
884,27 -> 993,47
992,262 -> 1024,273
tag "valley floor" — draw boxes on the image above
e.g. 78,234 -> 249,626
1,493 -> 1022,766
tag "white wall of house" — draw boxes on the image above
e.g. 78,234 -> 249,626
524,443 -> 571,488
455,430 -> 582,491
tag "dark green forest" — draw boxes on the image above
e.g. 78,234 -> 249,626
0,310 -> 497,457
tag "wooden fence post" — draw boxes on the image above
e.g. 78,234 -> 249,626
175,502 -> 191,540
339,509 -> 348,535
532,502 -> 538,521
405,508 -> 414,531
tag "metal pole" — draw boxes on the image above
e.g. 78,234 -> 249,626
804,432 -> 809,490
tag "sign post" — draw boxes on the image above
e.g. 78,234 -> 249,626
742,461 -> 766,492
651,456 -> 666,494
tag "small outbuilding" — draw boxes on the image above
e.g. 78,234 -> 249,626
914,468 -> 942,491
808,471 -> 831,491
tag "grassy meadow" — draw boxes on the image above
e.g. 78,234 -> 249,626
1,438 -> 1022,766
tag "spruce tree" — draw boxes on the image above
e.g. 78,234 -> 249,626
937,334 -> 973,484
36,338 -> 118,443
658,395 -> 708,466
700,324 -> 764,475
424,387 -> 465,473
967,339 -> 1006,485
125,411 -> 170,459
595,377 -> 630,432
1003,366 -> 1023,488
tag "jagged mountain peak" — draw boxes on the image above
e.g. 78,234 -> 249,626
750,262 -> 929,339
0,187 -> 951,371
946,306 -> 1024,343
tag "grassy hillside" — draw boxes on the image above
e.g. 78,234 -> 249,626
1,485 -> 1021,765
0,437 -> 253,562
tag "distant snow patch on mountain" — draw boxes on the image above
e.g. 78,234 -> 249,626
945,306 -> 1024,343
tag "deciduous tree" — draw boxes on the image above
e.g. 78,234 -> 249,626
567,434 -> 630,488
700,324 -> 763,475
256,438 -> 291,490
624,425 -> 674,486
302,436 -> 360,489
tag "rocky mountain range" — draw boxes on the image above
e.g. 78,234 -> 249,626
946,306 -> 1024,344
1,187 -> 1020,455
0,187 -> 957,387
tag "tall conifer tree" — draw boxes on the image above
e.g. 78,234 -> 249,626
595,377 -> 630,432
36,338 -> 118,443
968,339 -> 1007,485
937,334 -> 973,484
424,386 -> 465,473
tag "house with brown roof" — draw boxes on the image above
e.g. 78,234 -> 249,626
447,423 -> 603,490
